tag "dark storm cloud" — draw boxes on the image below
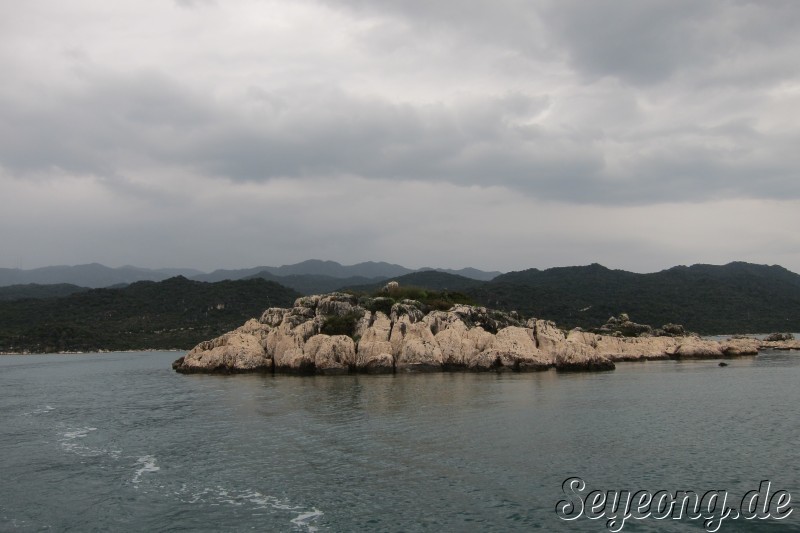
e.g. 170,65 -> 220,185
0,73 -> 611,201
542,0 -> 800,86
540,0 -> 715,84
0,67 -> 215,178
1,1 -> 799,205
0,0 -> 799,272
321,0 -> 800,86
2,59 -> 798,206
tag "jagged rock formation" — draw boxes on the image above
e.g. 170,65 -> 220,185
172,293 -> 764,375
764,332 -> 795,342
760,337 -> 800,350
592,313 -> 653,337
591,313 -> 690,338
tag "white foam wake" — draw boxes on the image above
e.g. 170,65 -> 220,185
132,455 -> 160,486
58,427 -> 121,459
179,486 -> 323,531
290,508 -> 324,532
23,404 -> 55,416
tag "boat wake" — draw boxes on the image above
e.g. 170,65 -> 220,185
22,404 -> 55,416
177,485 -> 323,532
132,455 -> 160,486
54,426 -> 322,531
58,426 -> 122,459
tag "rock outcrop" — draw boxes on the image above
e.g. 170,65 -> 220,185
759,338 -> 800,351
355,311 -> 395,373
712,334 -> 799,352
592,313 -> 653,337
172,293 -> 767,375
591,313 -> 692,339
764,332 -> 795,342
172,319 -> 272,373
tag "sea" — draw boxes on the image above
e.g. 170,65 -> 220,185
1,349 -> 798,532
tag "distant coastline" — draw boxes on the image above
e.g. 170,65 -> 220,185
3,261 -> 800,355
0,348 -> 184,356
5,339 -> 799,359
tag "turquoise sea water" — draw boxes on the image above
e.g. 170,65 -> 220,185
1,351 -> 798,532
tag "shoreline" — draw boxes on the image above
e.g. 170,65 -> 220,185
171,348 -> 797,377
4,338 -> 798,361
0,348 -> 184,356
171,339 -> 800,376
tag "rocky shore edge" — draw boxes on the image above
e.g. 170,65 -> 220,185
172,293 -> 798,375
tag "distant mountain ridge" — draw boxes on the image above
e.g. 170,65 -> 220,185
0,260 -> 502,288
0,263 -> 203,288
416,267 -> 502,282
192,260 -> 415,283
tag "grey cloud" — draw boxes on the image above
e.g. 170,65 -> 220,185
548,0 -> 800,86
3,0 -> 800,210
174,0 -> 215,8
0,68 -> 217,177
2,63 -> 798,206
170,84 -> 800,205
538,0 -> 715,84
320,0 -> 549,59
321,0 -> 800,87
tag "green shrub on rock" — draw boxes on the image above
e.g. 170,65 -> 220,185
320,311 -> 364,339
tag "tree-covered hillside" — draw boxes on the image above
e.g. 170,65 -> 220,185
0,283 -> 91,301
345,270 -> 485,293
0,277 -> 299,353
2,262 -> 798,353
467,262 -> 800,334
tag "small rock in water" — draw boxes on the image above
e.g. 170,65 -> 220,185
763,332 -> 794,342
718,361 -> 728,367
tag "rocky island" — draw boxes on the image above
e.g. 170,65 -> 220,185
171,291 -> 795,375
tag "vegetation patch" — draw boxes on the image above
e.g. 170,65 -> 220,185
363,297 -> 394,316
320,311 -> 364,339
347,286 -> 474,314
384,287 -> 473,311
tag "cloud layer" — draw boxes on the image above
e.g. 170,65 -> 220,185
1,0 -> 799,272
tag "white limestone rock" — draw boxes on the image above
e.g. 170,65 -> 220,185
434,319 -> 494,367
174,319 -> 272,373
356,311 -> 393,367
532,319 -> 566,355
390,315 -> 444,371
304,334 -> 356,374
316,293 -> 360,318
668,338 -> 725,359
473,326 -> 550,371
721,338 -> 760,356
260,307 -> 288,327
554,342 -> 615,372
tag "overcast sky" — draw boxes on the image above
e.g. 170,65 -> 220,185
2,0 -> 799,274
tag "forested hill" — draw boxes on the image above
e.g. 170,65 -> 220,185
342,262 -> 800,334
0,277 -> 300,353
1,262 -> 799,353
345,270 -> 486,293
0,283 -> 91,301
466,262 -> 800,334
